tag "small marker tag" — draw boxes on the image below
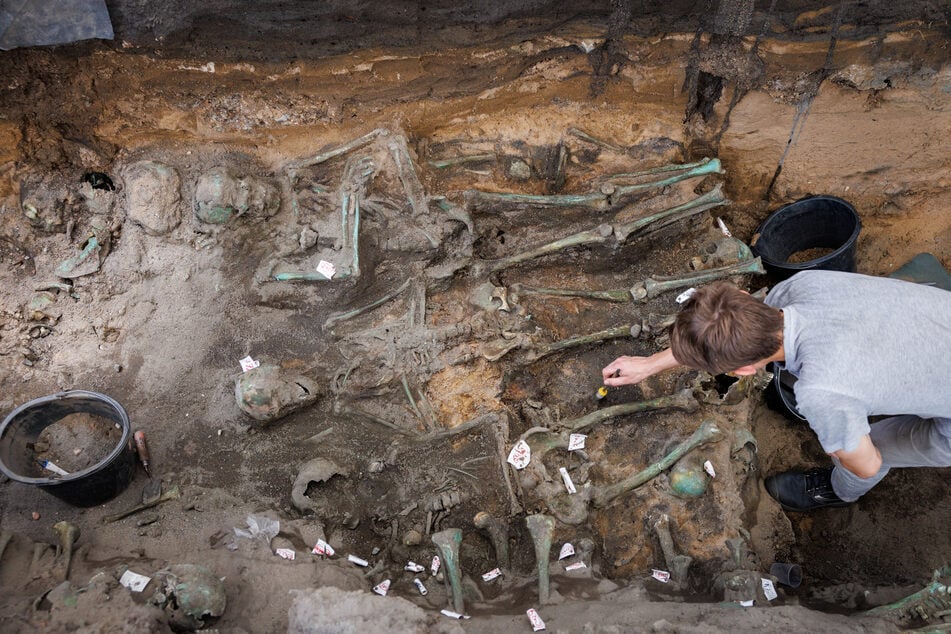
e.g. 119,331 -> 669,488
431,556 -> 441,576
704,460 -> 716,478
441,609 -> 470,620
119,570 -> 151,592
372,579 -> 391,596
312,539 -> 335,556
348,554 -> 368,567
239,356 -> 260,372
414,578 -> 428,595
275,548 -> 296,560
568,434 -> 586,451
652,569 -> 671,583
507,440 -> 531,469
526,608 -> 546,631
559,467 -> 577,494
762,578 -> 778,601
565,561 -> 587,571
675,288 -> 697,304
739,599 -> 755,607
559,543 -> 575,560
316,260 -> 336,279
482,568 -> 502,582
405,561 -> 425,573
717,217 -> 733,237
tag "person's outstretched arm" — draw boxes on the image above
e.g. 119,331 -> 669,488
602,348 -> 681,386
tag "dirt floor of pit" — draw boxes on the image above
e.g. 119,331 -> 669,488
0,2 -> 950,633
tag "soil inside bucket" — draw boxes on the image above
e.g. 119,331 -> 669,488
786,246 -> 836,264
30,413 -> 122,477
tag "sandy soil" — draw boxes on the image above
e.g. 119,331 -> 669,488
0,2 -> 948,632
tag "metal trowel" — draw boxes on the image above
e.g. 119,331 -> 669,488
133,430 -> 162,504
142,477 -> 162,505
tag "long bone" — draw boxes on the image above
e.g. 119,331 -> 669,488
557,388 -> 699,433
387,135 -> 431,223
287,128 -> 389,169
592,420 -> 723,508
470,223 -> 613,277
525,514 -> 556,604
615,184 -> 729,242
324,279 -> 413,330
464,158 -> 722,211
52,521 -> 80,582
473,511 -> 510,571
652,514 -> 693,586
518,322 -> 637,365
431,528 -> 465,614
629,257 -> 765,303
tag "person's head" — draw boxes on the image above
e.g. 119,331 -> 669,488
670,282 -> 784,376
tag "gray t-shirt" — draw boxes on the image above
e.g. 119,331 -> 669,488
765,270 -> 951,453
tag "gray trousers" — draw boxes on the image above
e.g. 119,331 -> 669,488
831,415 -> 951,502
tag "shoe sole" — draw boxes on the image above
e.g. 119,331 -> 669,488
764,476 -> 850,513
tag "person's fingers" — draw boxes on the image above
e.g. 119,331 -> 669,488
601,360 -> 621,379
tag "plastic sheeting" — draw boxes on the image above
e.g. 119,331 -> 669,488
0,0 -> 113,50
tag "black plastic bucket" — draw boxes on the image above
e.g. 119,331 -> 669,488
751,195 -> 861,282
0,391 -> 136,507
765,363 -> 806,422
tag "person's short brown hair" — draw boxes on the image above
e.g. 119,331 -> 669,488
670,282 -> 783,375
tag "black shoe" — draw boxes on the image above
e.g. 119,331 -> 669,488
764,467 -> 850,512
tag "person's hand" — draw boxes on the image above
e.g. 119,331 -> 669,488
601,349 -> 681,386
601,356 -> 658,386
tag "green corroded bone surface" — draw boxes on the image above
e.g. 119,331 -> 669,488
614,183 -> 729,242
520,324 -> 638,364
465,158 -> 722,210
525,514 -> 555,604
471,223 -> 613,276
559,388 -> 699,433
432,528 -> 465,614
630,257 -> 765,302
592,420 -> 723,508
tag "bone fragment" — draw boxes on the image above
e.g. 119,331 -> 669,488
614,184 -> 729,242
52,521 -> 80,582
471,223 -> 614,277
566,127 -> 623,152
652,514 -> 693,585
629,257 -> 765,302
288,128 -> 389,169
525,514 -> 555,604
509,283 -> 631,303
102,486 -> 182,523
29,543 -> 49,579
465,158 -> 722,211
333,402 -> 419,437
431,528 -> 465,614
388,136 -> 431,222
474,511 -> 510,571
559,388 -> 699,433
429,154 -> 496,169
323,279 -> 412,330
519,324 -> 640,365
592,420 -> 723,508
